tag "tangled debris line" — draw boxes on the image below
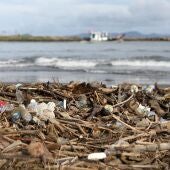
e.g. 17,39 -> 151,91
0,81 -> 169,170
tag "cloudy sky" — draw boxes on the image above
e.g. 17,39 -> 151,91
0,0 -> 170,35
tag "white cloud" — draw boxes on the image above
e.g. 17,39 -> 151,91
130,0 -> 170,20
0,0 -> 170,35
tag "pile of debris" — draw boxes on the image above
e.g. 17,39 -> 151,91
0,81 -> 169,169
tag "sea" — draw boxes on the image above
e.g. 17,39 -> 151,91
0,41 -> 170,85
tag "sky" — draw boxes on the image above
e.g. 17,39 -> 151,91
0,0 -> 170,35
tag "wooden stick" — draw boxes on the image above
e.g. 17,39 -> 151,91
109,142 -> 170,152
112,94 -> 133,107
110,113 -> 141,132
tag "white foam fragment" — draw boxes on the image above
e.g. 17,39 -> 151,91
39,109 -> 55,121
88,152 -> 106,160
63,99 -> 67,109
130,85 -> 139,93
145,85 -> 155,93
27,99 -> 38,112
104,105 -> 113,113
37,103 -> 47,115
137,104 -> 150,115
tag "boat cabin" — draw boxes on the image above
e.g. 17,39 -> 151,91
90,32 -> 108,41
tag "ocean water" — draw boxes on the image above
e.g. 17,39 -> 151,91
0,41 -> 170,85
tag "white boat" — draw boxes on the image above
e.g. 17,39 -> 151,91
90,32 -> 108,41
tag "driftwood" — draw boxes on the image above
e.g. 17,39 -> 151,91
107,142 -> 170,152
0,81 -> 169,169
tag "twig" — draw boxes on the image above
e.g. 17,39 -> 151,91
110,113 -> 141,132
112,94 -> 133,107
0,96 -> 18,104
109,142 -> 170,152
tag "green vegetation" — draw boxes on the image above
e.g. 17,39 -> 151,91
0,35 -> 82,42
0,34 -> 169,42
123,37 -> 170,41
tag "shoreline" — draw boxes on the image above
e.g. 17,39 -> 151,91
1,81 -> 169,88
0,35 -> 170,42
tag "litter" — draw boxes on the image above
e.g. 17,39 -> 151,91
0,82 -> 169,169
88,152 -> 106,160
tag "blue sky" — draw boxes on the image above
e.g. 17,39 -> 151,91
0,0 -> 170,35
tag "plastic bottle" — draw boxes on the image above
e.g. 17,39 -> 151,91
76,95 -> 87,108
0,100 -> 7,113
47,102 -> 56,112
5,103 -> 14,111
57,100 -> 66,109
11,111 -> 21,123
0,101 -> 14,113
16,89 -> 24,104
19,105 -> 32,122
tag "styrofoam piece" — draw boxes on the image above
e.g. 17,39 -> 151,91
88,152 -> 106,160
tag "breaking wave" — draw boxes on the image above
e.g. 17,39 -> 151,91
0,56 -> 169,71
111,60 -> 170,67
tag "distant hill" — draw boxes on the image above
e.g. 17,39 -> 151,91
122,31 -> 144,38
